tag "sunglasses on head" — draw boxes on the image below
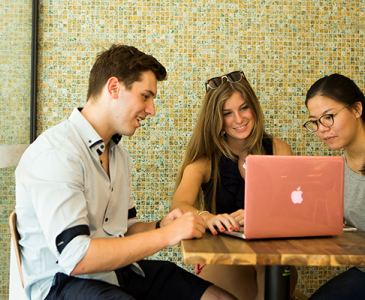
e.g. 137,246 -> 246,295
205,71 -> 246,92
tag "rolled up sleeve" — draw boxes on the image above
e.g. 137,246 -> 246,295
23,147 -> 91,273
58,235 -> 91,274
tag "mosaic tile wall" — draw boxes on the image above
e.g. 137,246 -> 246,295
0,0 -> 32,298
1,0 -> 365,298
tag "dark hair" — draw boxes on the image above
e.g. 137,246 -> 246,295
305,73 -> 365,174
305,74 -> 365,122
87,44 -> 167,100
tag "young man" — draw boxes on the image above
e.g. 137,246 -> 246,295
15,44 -> 237,300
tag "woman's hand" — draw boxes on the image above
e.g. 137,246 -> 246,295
204,213 -> 240,235
230,209 -> 245,226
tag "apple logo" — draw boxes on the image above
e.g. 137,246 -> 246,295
291,187 -> 303,204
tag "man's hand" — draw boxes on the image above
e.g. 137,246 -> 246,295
159,208 -> 184,227
160,210 -> 206,246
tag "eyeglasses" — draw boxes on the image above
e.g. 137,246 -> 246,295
303,105 -> 348,132
205,71 -> 246,92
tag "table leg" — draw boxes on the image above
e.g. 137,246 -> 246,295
264,265 -> 291,300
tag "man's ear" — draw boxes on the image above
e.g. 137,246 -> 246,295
107,77 -> 123,99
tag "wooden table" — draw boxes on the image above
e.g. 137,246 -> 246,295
181,231 -> 365,300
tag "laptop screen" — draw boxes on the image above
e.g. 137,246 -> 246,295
243,155 -> 344,239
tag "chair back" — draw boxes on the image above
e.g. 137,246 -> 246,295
9,210 -> 24,288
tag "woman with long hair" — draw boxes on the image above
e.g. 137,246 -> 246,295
170,71 -> 296,300
303,73 -> 365,300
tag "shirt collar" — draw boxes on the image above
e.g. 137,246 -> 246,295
111,134 -> 122,144
69,107 -> 122,155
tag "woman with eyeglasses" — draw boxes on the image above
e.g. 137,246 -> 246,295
304,73 -> 365,300
170,71 -> 296,300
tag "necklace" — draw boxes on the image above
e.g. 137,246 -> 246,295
241,158 -> 246,170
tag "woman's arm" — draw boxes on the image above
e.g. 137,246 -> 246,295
171,157 -> 239,234
170,156 -> 211,213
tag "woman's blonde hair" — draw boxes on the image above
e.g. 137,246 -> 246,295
174,77 -> 271,212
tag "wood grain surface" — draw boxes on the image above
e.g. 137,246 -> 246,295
181,231 -> 365,266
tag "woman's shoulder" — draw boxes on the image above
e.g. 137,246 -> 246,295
185,156 -> 212,182
272,137 -> 293,155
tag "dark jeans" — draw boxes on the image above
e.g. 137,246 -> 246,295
309,267 -> 365,300
45,260 -> 212,300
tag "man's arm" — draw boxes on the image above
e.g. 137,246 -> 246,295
71,209 -> 205,275
123,221 -> 156,236
124,207 -> 188,236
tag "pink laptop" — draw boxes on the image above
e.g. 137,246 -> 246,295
223,155 -> 344,240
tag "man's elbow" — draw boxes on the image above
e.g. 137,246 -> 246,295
70,260 -> 88,276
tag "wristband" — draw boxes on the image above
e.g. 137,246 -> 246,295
155,219 -> 161,229
196,210 -> 209,216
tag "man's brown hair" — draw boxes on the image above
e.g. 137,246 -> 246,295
87,44 -> 167,101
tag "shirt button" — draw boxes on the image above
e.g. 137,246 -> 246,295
105,218 -> 109,222
101,145 -> 104,149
